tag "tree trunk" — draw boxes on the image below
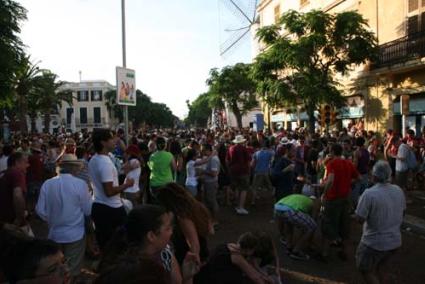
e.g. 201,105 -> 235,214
306,104 -> 316,135
30,115 -> 37,133
19,101 -> 28,134
232,107 -> 243,129
44,112 -> 51,133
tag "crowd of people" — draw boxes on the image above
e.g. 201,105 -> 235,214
0,124 -> 424,283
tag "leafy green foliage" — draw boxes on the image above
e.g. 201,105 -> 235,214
185,93 -> 213,127
12,55 -> 41,133
252,9 -> 378,133
0,0 -> 27,105
31,70 -> 73,132
105,89 -> 123,122
129,90 -> 175,128
105,89 -> 176,128
207,63 -> 258,128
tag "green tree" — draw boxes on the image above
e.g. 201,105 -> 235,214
105,90 -> 123,122
207,63 -> 258,129
0,0 -> 27,106
106,89 -> 176,129
13,55 -> 41,133
185,92 -> 213,127
252,10 -> 378,133
32,70 -> 73,133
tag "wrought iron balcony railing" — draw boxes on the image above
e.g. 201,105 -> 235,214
375,31 -> 425,68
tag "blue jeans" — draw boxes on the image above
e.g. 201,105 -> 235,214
185,185 -> 198,197
352,174 -> 369,206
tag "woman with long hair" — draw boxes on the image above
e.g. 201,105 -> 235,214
156,183 -> 213,265
99,204 -> 199,284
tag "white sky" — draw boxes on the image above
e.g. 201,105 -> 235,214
18,0 -> 252,118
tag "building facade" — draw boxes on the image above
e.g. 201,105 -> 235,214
253,0 -> 425,135
59,80 -> 116,132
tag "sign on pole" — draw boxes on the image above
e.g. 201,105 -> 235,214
116,67 -> 136,106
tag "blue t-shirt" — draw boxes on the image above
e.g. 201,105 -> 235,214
271,156 -> 294,189
253,149 -> 274,174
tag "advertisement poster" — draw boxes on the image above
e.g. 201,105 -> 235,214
116,67 -> 136,106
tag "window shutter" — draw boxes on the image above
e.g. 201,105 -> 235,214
421,12 -> 425,31
409,0 -> 419,12
300,0 -> 309,7
408,15 -> 419,35
274,5 -> 280,24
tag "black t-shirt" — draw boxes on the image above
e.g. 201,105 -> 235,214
194,244 -> 245,284
306,148 -> 319,175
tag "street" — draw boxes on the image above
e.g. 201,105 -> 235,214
210,192 -> 425,284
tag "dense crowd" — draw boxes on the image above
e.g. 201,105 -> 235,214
0,124 -> 424,284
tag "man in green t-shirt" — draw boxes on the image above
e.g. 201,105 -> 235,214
148,137 -> 177,197
274,194 -> 318,261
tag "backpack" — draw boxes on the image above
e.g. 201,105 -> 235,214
407,146 -> 418,170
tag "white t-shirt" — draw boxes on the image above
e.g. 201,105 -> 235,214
124,159 -> 141,193
89,154 -> 122,208
186,160 -> 198,187
355,183 -> 406,251
395,143 -> 409,172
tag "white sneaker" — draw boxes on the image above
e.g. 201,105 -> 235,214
235,207 -> 249,215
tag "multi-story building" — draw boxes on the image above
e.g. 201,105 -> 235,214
254,0 -> 425,135
59,80 -> 116,132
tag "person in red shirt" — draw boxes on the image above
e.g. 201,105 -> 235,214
0,152 -> 29,227
226,135 -> 251,215
320,143 -> 359,261
27,142 -> 45,212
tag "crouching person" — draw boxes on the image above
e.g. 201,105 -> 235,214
275,193 -> 318,261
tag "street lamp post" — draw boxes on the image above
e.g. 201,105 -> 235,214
121,0 -> 129,144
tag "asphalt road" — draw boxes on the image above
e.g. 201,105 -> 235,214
211,192 -> 425,284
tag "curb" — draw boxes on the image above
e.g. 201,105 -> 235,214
402,214 -> 425,236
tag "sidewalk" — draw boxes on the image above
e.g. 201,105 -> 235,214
404,191 -> 425,235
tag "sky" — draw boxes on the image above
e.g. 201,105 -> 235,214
17,0 -> 253,119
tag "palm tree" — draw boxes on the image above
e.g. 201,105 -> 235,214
13,55 -> 41,133
32,70 -> 73,133
105,90 -> 123,122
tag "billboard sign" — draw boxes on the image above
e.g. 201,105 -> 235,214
116,67 -> 136,106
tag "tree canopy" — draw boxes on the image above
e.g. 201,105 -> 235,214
105,89 -> 176,129
207,63 -> 258,129
0,0 -> 27,105
252,10 -> 378,133
185,93 -> 213,128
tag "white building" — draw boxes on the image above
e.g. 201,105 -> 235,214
59,80 -> 116,132
224,106 -> 264,129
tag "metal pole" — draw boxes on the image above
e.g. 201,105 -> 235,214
121,0 -> 129,144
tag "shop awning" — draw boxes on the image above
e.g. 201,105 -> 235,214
339,107 -> 364,119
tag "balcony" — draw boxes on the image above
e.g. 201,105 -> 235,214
374,31 -> 425,68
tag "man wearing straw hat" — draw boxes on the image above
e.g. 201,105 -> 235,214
226,135 -> 251,215
36,154 -> 93,279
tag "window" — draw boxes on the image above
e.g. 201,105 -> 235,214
407,0 -> 425,35
300,0 -> 309,7
93,107 -> 101,124
91,90 -> 103,101
66,108 -> 73,125
274,5 -> 280,24
409,0 -> 419,12
80,108 -> 87,124
77,90 -> 89,102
